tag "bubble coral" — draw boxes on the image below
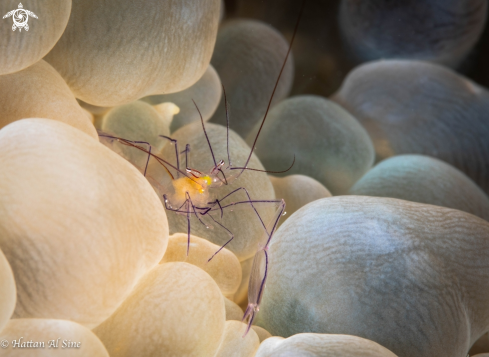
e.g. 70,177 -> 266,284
0,319 -> 109,356
161,233 -> 242,296
233,256 -> 254,307
255,333 -> 398,357
333,60 -> 489,194
213,320 -> 260,357
44,0 -> 220,107
340,0 -> 487,67
0,249 -> 15,334
101,101 -> 171,147
247,95 -> 375,195
210,19 -> 294,138
0,119 -> 168,328
251,326 -> 273,343
269,174 -> 332,225
143,65 -> 222,133
0,0 -> 71,75
257,196 -> 489,357
93,262 -> 225,357
0,60 -> 97,139
99,101 -> 173,167
349,155 -> 489,221
225,297 -> 244,321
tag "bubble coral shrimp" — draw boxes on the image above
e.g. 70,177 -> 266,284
98,0 -> 305,335
99,102 -> 288,334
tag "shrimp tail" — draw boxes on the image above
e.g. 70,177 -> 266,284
242,304 -> 256,337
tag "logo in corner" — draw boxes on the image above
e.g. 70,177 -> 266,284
3,3 -> 38,32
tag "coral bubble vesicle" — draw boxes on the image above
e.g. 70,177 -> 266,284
349,155 -> 489,221
256,196 -> 489,357
0,249 -> 16,334
2,1 -> 489,356
0,60 -> 97,139
210,19 -> 294,138
333,60 -> 489,194
340,0 -> 487,67
0,319 -> 109,356
0,0 -> 71,75
248,95 -> 375,195
255,334 -> 398,357
44,0 -> 220,107
94,263 -> 226,357
0,119 -> 169,328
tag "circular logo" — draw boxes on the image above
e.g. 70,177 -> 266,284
13,9 -> 28,28
1,340 -> 9,348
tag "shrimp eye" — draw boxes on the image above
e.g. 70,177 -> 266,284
202,176 -> 212,186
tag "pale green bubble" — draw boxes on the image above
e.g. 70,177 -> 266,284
100,101 -> 172,167
210,19 -> 294,138
247,95 -> 374,195
349,154 -> 489,221
142,65 -> 222,134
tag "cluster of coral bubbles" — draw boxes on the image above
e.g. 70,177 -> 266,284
1,0 -> 489,356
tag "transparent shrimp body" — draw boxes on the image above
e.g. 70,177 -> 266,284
169,171 -> 212,208
242,198 -> 285,336
97,0 -> 303,336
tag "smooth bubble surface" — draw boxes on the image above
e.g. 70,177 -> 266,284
0,249 -> 15,334
234,256 -> 254,309
210,19 -> 294,138
225,297 -> 244,321
251,326 -> 272,343
213,320 -> 260,357
333,60 -> 489,194
161,233 -> 242,296
100,101 -> 172,167
269,174 -> 332,226
78,100 -> 112,116
349,155 -> 489,221
0,0 -> 71,75
102,101 -> 171,146
255,333 -> 398,357
143,65 -> 222,133
0,119 -> 168,328
248,95 -> 374,194
45,0 -> 220,107
0,319 -> 109,356
94,262 -> 225,357
0,60 -> 97,139
257,196 -> 489,357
